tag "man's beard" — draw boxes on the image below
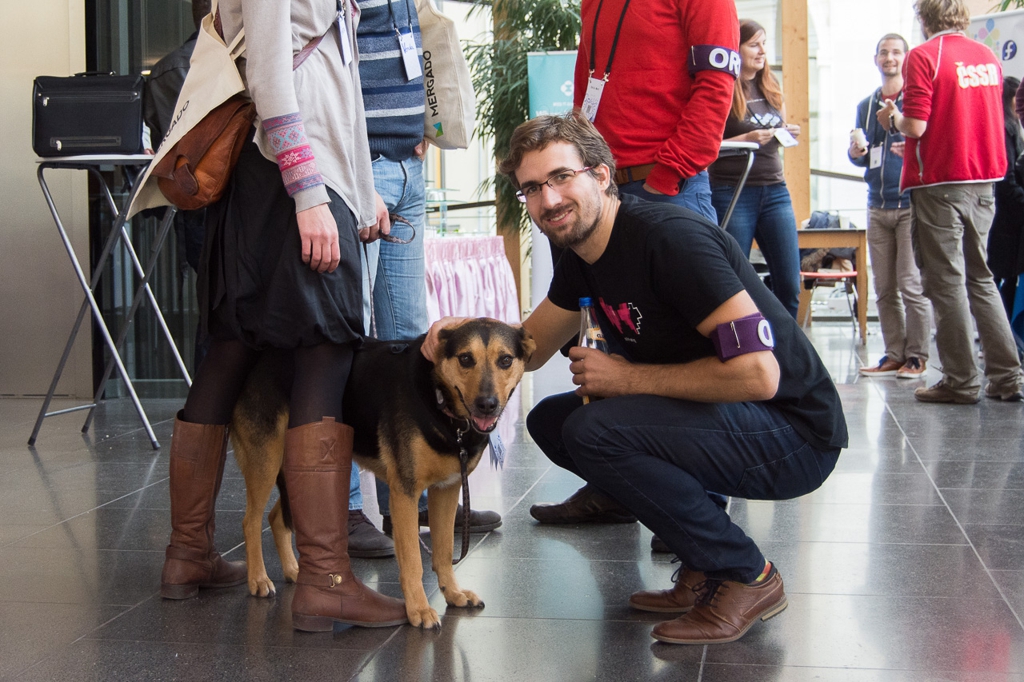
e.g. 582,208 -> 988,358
539,198 -> 602,250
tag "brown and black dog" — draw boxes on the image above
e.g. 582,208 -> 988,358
229,318 -> 535,628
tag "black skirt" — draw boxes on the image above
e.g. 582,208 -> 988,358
199,137 -> 364,349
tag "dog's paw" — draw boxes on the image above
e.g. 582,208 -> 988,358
407,605 -> 442,630
249,575 -> 276,598
282,560 -> 298,584
443,587 -> 484,609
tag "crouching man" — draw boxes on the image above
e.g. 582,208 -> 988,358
422,112 -> 847,644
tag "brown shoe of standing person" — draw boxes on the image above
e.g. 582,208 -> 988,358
529,483 -> 638,524
161,413 -> 247,600
859,356 -> 902,377
285,418 -> 408,630
651,566 -> 788,644
914,380 -> 980,404
629,567 -> 706,613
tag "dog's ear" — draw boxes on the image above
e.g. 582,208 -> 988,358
516,325 -> 537,363
433,326 -> 456,364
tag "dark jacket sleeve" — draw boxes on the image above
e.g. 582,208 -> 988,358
848,97 -> 870,168
989,125 -> 1024,279
144,67 -> 188,143
142,37 -> 196,143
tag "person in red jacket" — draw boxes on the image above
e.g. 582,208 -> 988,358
878,0 -> 1024,404
536,0 -> 739,528
572,0 -> 739,221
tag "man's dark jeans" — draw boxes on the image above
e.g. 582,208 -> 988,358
527,392 -> 840,583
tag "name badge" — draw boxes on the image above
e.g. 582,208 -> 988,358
581,76 -> 606,122
869,144 -> 883,169
774,128 -> 798,148
338,7 -> 354,66
398,28 -> 422,80
489,433 -> 506,469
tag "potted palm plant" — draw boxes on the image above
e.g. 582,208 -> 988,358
466,0 -> 581,236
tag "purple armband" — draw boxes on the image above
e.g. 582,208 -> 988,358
688,45 -> 741,79
709,313 -> 775,362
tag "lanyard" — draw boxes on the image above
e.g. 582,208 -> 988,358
588,0 -> 633,79
386,0 -> 414,35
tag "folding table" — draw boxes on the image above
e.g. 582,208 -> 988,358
29,155 -> 191,450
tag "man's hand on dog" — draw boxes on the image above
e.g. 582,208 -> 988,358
422,316 -> 471,360
569,347 -> 634,399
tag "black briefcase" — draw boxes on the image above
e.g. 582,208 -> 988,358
32,72 -> 145,157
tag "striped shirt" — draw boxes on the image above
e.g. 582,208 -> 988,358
357,0 -> 425,160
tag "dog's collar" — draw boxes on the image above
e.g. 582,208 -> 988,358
436,387 -> 471,429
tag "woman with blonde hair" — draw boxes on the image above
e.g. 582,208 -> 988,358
709,19 -> 801,318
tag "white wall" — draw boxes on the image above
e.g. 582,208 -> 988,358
0,2 -> 90,398
808,0 -> 919,227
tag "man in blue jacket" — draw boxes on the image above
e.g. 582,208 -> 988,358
849,33 -> 931,379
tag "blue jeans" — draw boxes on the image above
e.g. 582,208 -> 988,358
526,392 -> 839,583
363,156 -> 429,340
353,156 -> 430,515
619,170 -> 716,223
711,182 -> 801,318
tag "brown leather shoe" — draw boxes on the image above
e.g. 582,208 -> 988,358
161,413 -> 246,600
651,567 -> 788,644
284,418 -> 407,630
914,380 -> 980,404
859,355 -> 902,377
529,484 -> 638,524
629,567 -> 705,613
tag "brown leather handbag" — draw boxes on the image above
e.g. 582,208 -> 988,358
151,95 -> 255,211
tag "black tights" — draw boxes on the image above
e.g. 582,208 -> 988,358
182,337 -> 351,428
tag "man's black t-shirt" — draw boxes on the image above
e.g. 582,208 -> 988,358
548,193 -> 848,451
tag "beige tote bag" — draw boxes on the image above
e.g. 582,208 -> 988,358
416,0 -> 475,150
128,2 -> 246,218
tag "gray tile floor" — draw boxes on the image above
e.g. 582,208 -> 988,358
2,323 -> 1023,681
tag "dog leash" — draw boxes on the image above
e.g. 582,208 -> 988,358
454,426 -> 472,564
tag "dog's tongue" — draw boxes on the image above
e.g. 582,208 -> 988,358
472,415 -> 499,432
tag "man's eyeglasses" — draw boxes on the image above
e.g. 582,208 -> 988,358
515,167 -> 592,203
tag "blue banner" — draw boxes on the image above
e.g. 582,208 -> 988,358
527,51 -> 577,119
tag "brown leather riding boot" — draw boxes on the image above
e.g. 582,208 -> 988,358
161,413 -> 247,599
285,418 -> 408,631
628,568 -> 706,613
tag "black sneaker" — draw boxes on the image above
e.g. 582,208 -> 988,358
347,510 -> 394,558
382,505 -> 503,535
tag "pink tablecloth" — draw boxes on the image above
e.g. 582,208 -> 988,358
424,236 -> 520,324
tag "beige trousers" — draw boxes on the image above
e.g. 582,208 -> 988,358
910,183 -> 1023,394
867,207 -> 932,363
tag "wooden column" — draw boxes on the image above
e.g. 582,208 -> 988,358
493,0 -> 525,308
497,203 -> 525,309
780,0 -> 810,223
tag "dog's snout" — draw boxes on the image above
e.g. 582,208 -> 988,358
475,396 -> 499,415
